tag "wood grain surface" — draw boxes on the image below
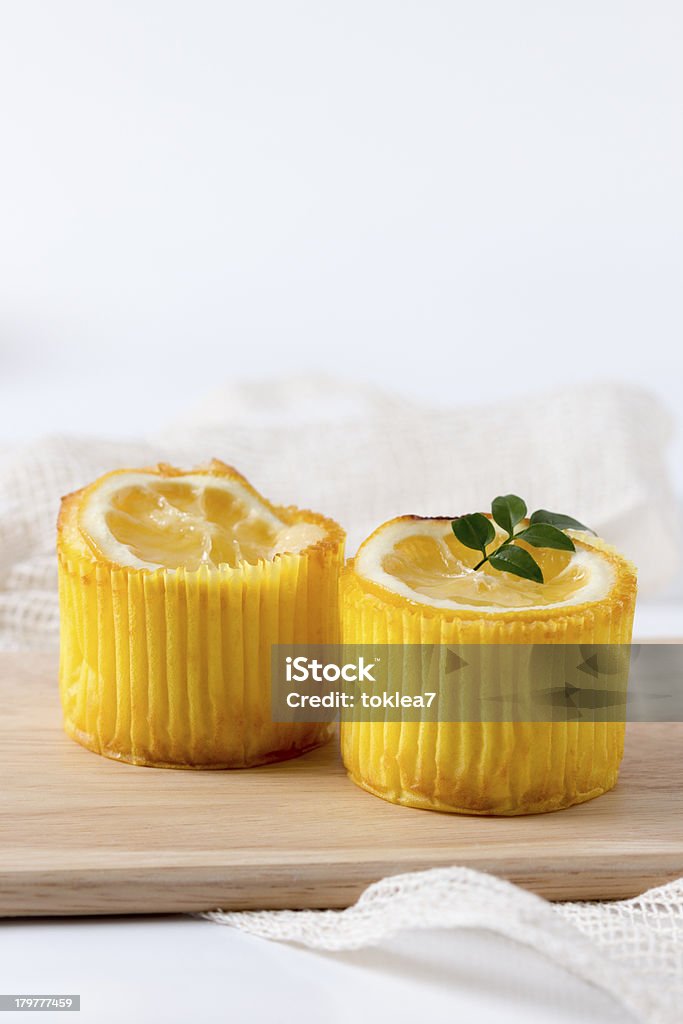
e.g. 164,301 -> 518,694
0,653 -> 681,916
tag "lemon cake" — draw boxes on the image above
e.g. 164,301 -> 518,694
57,460 -> 345,768
341,503 -> 637,814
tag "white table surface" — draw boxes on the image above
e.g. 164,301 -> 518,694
0,916 -> 635,1024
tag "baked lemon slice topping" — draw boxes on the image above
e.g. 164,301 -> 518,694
354,516 -> 615,612
77,462 -> 325,571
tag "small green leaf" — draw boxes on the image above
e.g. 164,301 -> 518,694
489,546 -> 544,583
491,494 -> 527,537
452,513 -> 495,555
530,509 -> 596,535
515,524 -> 576,551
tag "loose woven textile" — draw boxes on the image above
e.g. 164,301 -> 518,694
0,377 -> 677,650
1,377 -> 680,1022
203,867 -> 683,1024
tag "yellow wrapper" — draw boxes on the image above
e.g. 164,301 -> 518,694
58,487 -> 344,769
340,546 -> 637,815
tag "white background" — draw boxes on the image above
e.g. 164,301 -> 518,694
0,4 -> 680,1022
0,1 -> 681,485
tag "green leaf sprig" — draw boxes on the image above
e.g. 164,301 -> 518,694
451,495 -> 595,584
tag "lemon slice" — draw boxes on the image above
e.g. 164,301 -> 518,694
353,515 -> 618,612
76,460 -> 326,571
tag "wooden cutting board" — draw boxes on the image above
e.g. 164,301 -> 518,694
0,653 -> 681,916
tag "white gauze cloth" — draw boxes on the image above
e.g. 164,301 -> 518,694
0,377 -> 677,650
203,866 -> 683,1024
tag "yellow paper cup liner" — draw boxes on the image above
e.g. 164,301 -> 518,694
58,494 -> 344,768
340,548 -> 637,815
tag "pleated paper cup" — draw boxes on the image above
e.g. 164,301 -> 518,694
340,546 -> 637,815
58,489 -> 344,768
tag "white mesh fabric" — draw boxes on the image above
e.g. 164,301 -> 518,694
202,867 -> 683,1024
0,378 -> 677,650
